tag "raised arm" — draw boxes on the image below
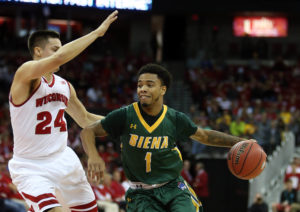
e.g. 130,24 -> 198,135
190,127 -> 244,147
66,83 -> 104,128
10,11 -> 118,105
80,120 -> 108,184
16,10 -> 118,82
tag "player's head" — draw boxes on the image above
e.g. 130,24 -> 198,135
195,162 -> 204,171
183,160 -> 191,170
285,179 -> 293,190
0,156 -> 6,172
103,173 -> 112,186
28,30 -> 61,60
137,63 -> 172,107
254,193 -> 263,203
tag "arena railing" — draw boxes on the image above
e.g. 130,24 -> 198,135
248,132 -> 295,210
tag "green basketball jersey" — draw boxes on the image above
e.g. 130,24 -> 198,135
101,102 -> 197,184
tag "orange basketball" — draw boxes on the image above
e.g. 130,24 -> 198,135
227,140 -> 267,180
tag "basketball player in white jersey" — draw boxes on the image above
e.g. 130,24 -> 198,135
8,10 -> 118,212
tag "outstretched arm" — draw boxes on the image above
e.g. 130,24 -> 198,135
66,83 -> 104,128
190,127 -> 244,147
80,120 -> 108,184
11,11 -> 118,105
15,10 -> 118,82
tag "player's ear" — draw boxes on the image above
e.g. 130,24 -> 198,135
161,85 -> 167,95
34,47 -> 42,58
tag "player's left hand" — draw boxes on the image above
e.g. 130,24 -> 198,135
95,10 -> 118,37
87,155 -> 105,184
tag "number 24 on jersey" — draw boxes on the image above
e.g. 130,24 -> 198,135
35,109 -> 66,134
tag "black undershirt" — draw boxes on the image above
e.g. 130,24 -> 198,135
138,102 -> 163,126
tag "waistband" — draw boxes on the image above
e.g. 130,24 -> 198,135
129,181 -> 169,190
12,147 -> 67,162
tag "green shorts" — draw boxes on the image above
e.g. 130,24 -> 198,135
125,176 -> 203,212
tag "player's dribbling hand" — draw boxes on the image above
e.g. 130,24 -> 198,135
249,139 -> 257,143
95,10 -> 118,37
240,139 -> 257,143
88,156 -> 105,184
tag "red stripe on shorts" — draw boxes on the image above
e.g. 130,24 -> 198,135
29,206 -> 35,212
22,192 -> 56,203
70,199 -> 97,210
39,199 -> 59,210
71,207 -> 98,212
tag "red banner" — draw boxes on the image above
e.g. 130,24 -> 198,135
233,16 -> 287,37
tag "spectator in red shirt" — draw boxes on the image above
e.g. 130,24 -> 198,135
106,142 -> 119,160
193,162 -> 210,210
285,157 -> 300,190
89,174 -> 119,212
181,159 -> 193,185
98,144 -> 110,164
0,159 -> 27,212
0,133 -> 13,160
111,170 -> 125,201
110,169 -> 126,212
91,182 -> 113,202
98,142 -> 120,173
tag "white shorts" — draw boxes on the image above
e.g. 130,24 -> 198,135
8,147 -> 97,212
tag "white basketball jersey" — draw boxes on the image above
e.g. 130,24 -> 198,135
9,74 -> 70,159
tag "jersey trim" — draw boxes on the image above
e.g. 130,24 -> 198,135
172,147 -> 183,161
67,81 -> 71,98
9,80 -> 42,107
42,74 -> 55,87
132,102 -> 168,133
183,181 -> 202,211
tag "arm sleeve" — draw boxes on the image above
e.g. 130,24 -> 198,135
176,111 -> 198,142
101,107 -> 127,139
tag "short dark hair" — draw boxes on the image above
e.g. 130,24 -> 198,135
27,30 -> 60,57
137,63 -> 172,90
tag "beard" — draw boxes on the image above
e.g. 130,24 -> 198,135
141,102 -> 150,107
140,96 -> 159,107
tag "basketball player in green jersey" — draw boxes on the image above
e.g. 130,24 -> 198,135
80,63 -> 246,212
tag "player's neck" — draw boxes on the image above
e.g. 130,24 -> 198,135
43,73 -> 54,84
141,101 -> 163,116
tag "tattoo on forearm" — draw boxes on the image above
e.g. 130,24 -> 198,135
206,130 -> 244,147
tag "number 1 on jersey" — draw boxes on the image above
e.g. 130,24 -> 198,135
145,152 -> 152,173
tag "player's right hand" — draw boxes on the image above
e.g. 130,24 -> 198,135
88,155 -> 106,184
95,10 -> 118,37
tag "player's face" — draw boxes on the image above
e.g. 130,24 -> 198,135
137,73 -> 166,107
38,38 -> 62,71
39,38 -> 61,58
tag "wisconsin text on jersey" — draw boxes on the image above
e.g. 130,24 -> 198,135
36,93 -> 68,107
129,134 -> 169,149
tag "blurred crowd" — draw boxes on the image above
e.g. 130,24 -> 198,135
185,56 -> 300,156
1,45 -> 300,211
266,156 -> 300,212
